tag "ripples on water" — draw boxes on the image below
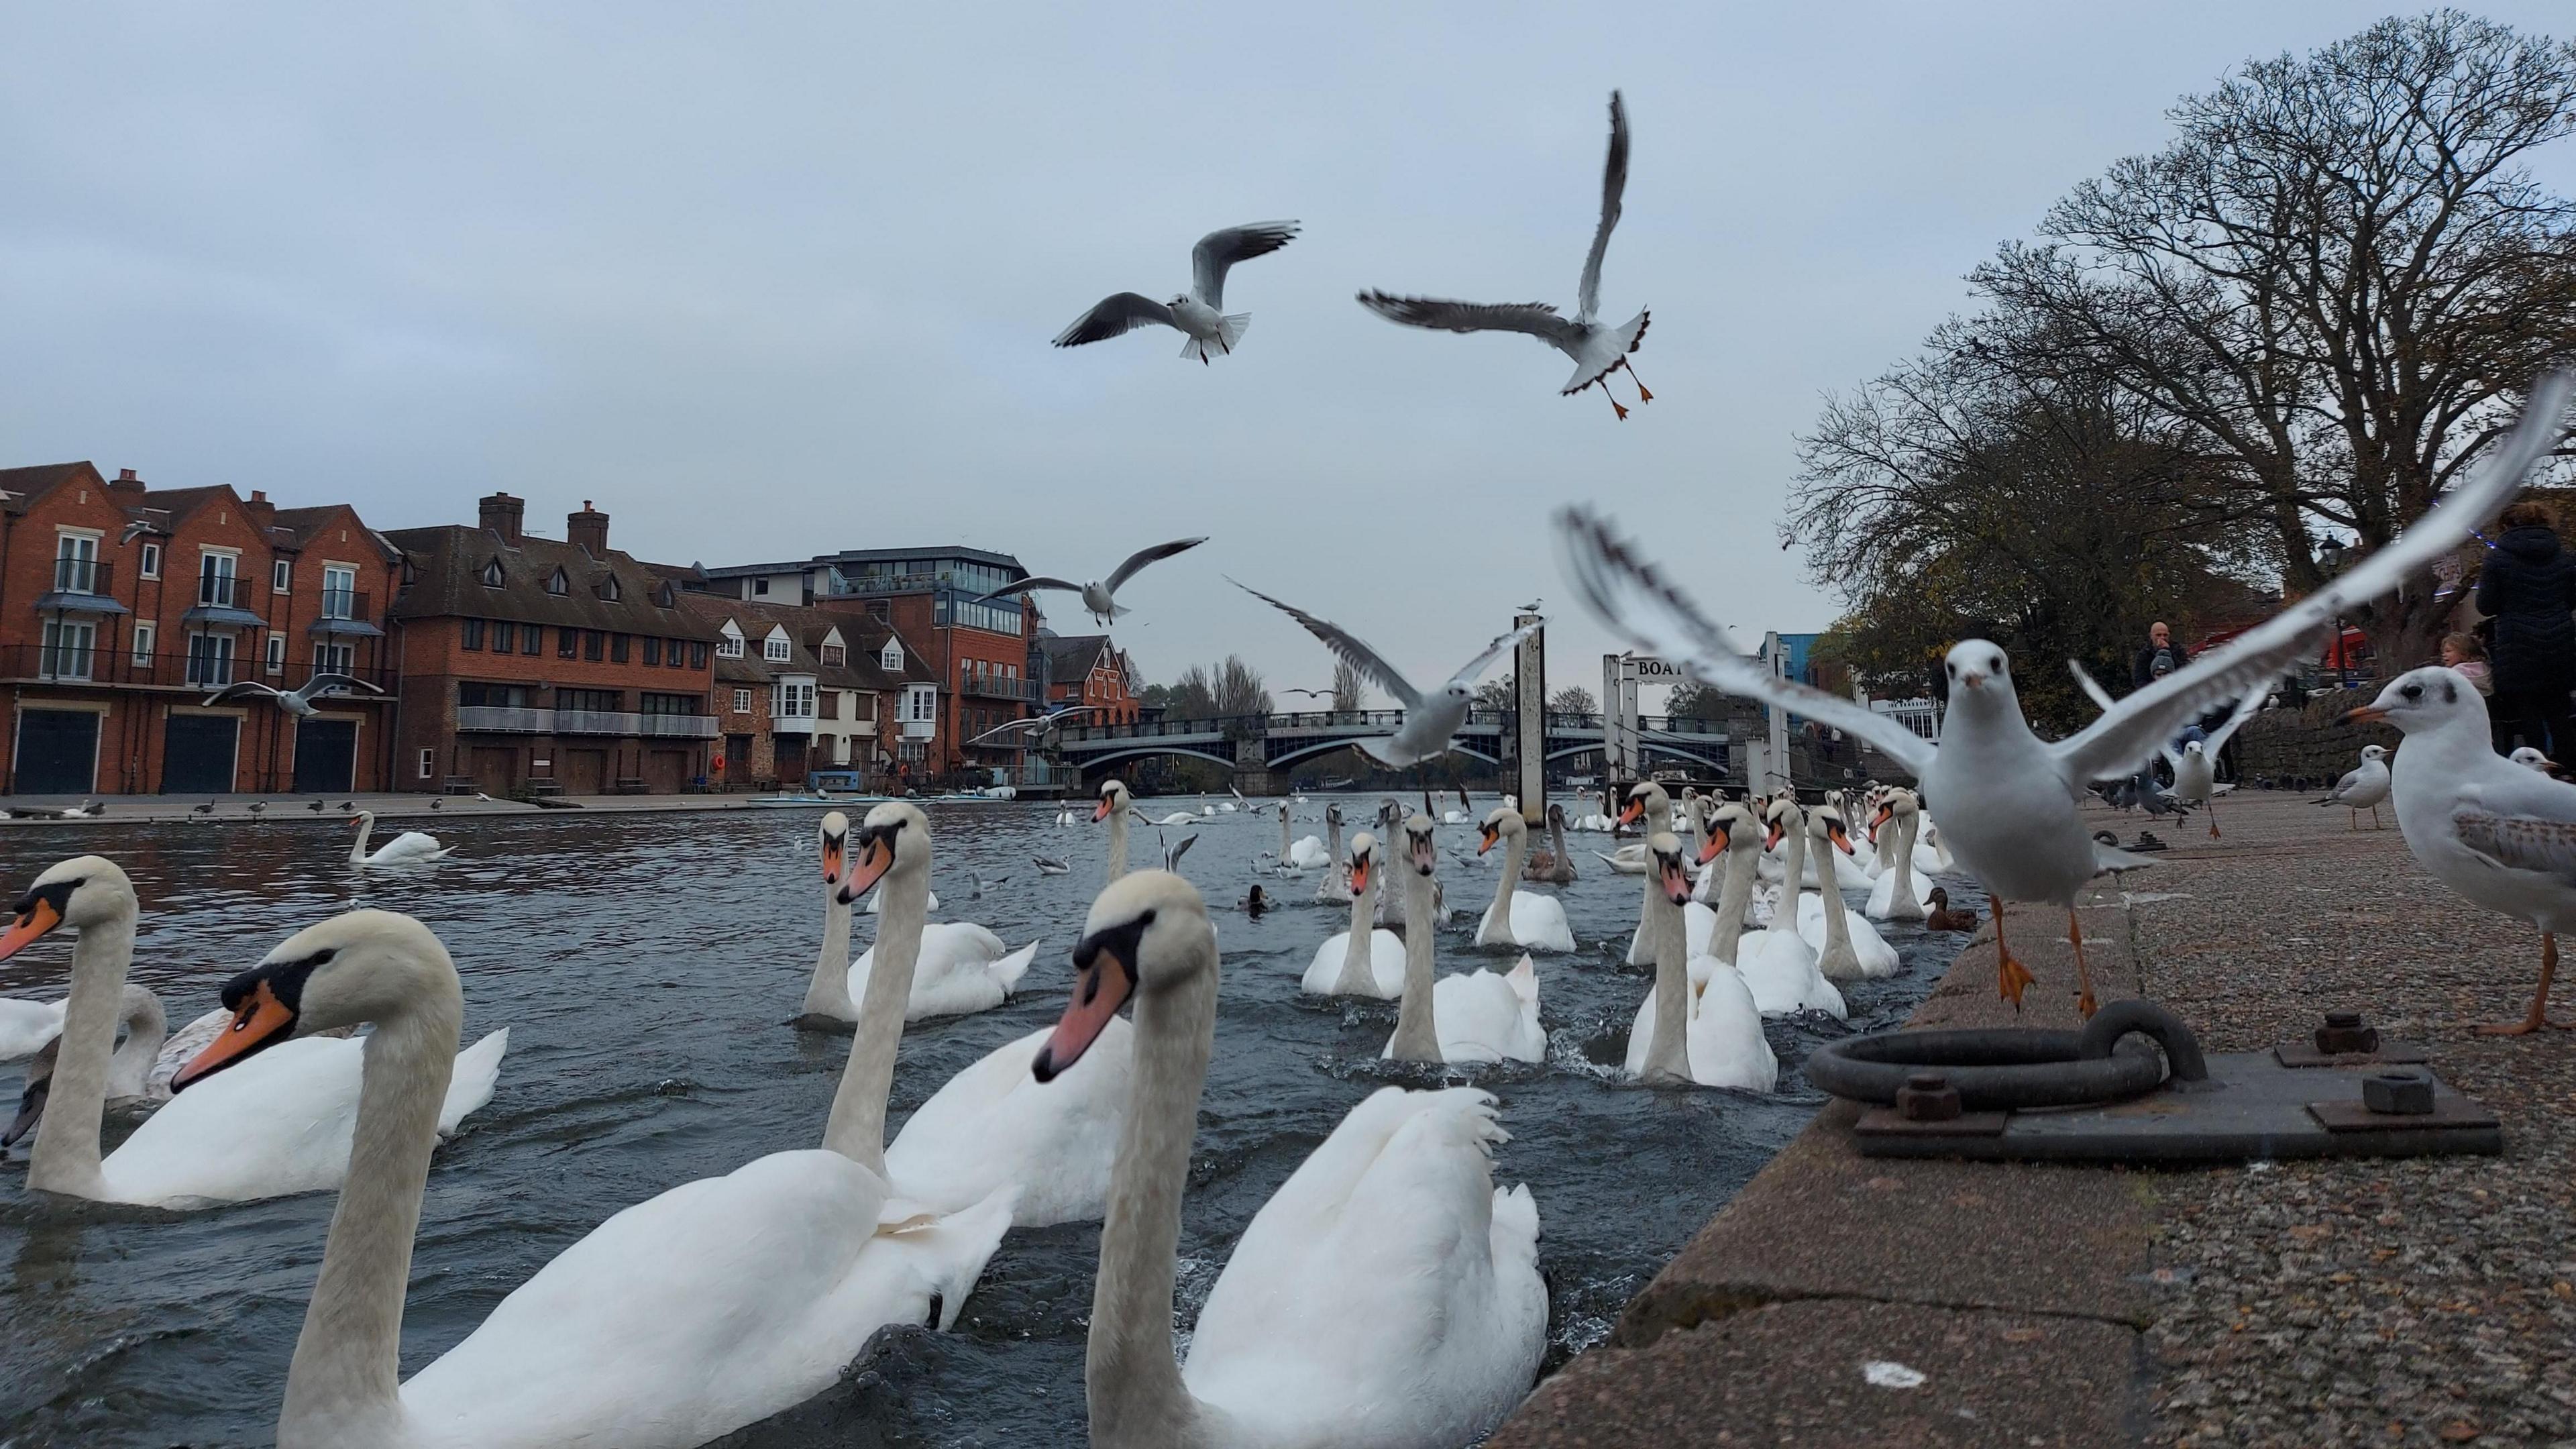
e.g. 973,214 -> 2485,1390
0,798 -> 1974,1448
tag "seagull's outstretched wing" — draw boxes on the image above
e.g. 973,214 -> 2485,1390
2068,663 -> 2178,772
1163,833 -> 1199,871
2201,688 -> 2269,754
2055,372 -> 2573,786
1356,292 -> 1574,343
1191,221 -> 1299,311
1104,537 -> 1209,594
1443,619 -> 1544,693
1576,89 -> 1629,324
979,575 -> 1085,602
202,682 -> 280,707
1554,508 -> 1939,780
1054,293 -> 1179,347
1229,578 -> 1423,708
303,673 -> 385,699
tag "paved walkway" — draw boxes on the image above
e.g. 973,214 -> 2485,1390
1489,792 -> 2573,1448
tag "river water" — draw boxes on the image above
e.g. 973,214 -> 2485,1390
0,796 -> 1974,1448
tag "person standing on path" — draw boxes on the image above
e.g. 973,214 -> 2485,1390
2132,621 -> 2189,689
2475,500 -> 2576,766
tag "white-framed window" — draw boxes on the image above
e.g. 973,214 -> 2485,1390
418,748 -> 436,780
881,640 -> 903,670
321,564 -> 358,619
771,680 -> 815,718
185,631 -> 235,687
732,688 -> 753,713
53,529 -> 102,594
902,684 -> 936,722
138,541 -> 162,579
717,621 -> 745,659
264,633 -> 286,676
131,621 -> 156,667
198,548 -> 239,608
272,558 -> 292,594
314,641 -> 354,674
481,558 -> 504,587
763,627 -> 791,663
40,619 -> 95,680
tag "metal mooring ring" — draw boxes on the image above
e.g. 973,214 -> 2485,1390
1804,1000 -> 2208,1111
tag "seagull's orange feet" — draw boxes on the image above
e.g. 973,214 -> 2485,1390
2068,910 -> 2099,1020
1605,388 -> 1629,422
1993,903 -> 2035,1011
2476,933 -> 2575,1034
1623,358 -> 1654,402
2207,819 -> 2222,840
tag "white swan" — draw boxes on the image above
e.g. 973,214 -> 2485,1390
1313,804 -> 1352,904
1594,843 -> 1651,875
1623,835 -> 1776,1091
1793,806 -> 1897,981
1473,808 -> 1575,952
1287,835 -> 1330,870
847,920 -> 1037,1022
835,802 -> 1130,1228
167,907 -> 1010,1449
349,810 -> 449,865
0,857 -> 504,1208
1735,804 -> 1847,1019
0,994 -> 68,1061
1383,815 -> 1544,1064
1866,792 -> 1934,920
1302,833 -> 1405,998
2,986 -> 225,1149
1096,778 -> 1139,885
1030,872 -> 1546,1448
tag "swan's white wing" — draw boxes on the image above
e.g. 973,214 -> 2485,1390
887,1020 -> 1130,1227
1554,507 -> 1939,778
2068,662 -> 2177,771
436,1028 -> 510,1135
0,997 -> 66,1063
102,1036 -> 365,1205
1356,292 -> 1576,344
1190,221 -> 1300,310
1103,536 -> 1208,594
1230,578 -> 1423,708
2053,373 -> 2573,786
1576,89 -> 1628,323
1053,292 -> 1179,347
1442,619 -> 1544,694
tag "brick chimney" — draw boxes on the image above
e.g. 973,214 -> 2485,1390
566,500 -> 610,557
478,491 -> 525,543
107,468 -> 146,504
243,488 -> 276,529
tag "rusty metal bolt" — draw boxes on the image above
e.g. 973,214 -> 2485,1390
2360,1069 -> 2434,1116
1894,1071 -> 1963,1122
2315,1010 -> 2381,1056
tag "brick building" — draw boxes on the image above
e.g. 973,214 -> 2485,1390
1034,631 -> 1143,725
386,495 -> 719,796
0,462 -> 404,796
691,545 -> 1034,785
676,592 -> 933,790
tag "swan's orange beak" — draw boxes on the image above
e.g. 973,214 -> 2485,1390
1617,798 -> 1646,826
170,981 -> 296,1092
0,896 -> 63,961
1697,829 -> 1728,866
839,835 -> 893,903
1764,821 -> 1786,851
2341,706 -> 2389,726
1870,804 -> 1893,833
1091,795 -> 1118,824
1034,923 -> 1139,1082
1828,822 -> 1855,856
820,833 -> 847,888
1477,823 -> 1501,855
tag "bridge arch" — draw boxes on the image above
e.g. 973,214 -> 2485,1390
1071,745 -> 1239,777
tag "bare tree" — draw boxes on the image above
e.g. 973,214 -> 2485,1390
1550,685 -> 1598,714
1212,656 -> 1272,718
1471,675 -> 1515,712
1332,657 -> 1364,713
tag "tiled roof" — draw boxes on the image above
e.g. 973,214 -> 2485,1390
0,462 -> 100,513
676,593 -> 926,691
385,524 -> 716,639
1038,633 -> 1114,682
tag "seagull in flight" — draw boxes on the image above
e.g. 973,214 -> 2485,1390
1556,372 -> 2573,1018
1053,221 -> 1301,364
203,673 -> 385,718
980,539 -> 1208,625
1358,91 -> 1650,419
1231,579 -> 1540,768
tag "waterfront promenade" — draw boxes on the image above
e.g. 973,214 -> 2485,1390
1491,792 -> 2573,1448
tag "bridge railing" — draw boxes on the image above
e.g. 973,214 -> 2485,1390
1053,707 -> 1727,747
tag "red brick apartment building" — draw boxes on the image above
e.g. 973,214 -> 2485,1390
1035,632 -> 1143,725
386,495 -> 719,796
690,547 -> 1034,785
676,592 -> 934,790
0,462 -> 403,796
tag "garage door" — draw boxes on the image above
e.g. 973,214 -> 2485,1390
163,714 -> 241,795
643,749 -> 688,794
292,719 -> 358,794
559,747 -> 609,795
470,747 -> 521,797
775,737 -> 808,784
14,709 -> 99,796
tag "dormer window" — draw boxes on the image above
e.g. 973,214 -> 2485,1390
481,558 -> 504,587
546,568 -> 568,596
880,641 -> 903,670
762,626 -> 791,663
717,621 -> 745,659
596,574 -> 621,602
820,643 -> 845,666
654,581 -> 676,608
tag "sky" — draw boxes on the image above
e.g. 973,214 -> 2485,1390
5,3 -> 2571,707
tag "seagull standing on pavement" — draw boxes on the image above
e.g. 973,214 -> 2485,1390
201,672 -> 384,718
1554,372 -> 2573,1017
1358,91 -> 1652,419
2347,666 -> 2576,1034
2074,674 -> 2265,839
979,539 -> 1208,626
2314,746 -> 2394,830
1053,221 -> 1301,364
1230,579 -> 1540,769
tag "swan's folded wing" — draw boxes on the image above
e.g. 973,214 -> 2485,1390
2054,373 -> 2572,786
436,1028 -> 510,1136
1555,508 -> 1937,780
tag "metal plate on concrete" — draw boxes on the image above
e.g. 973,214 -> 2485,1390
2273,1040 -> 2432,1069
1849,1051 -> 2502,1163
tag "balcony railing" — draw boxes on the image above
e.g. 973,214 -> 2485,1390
557,708 -> 641,735
639,713 -> 718,739
959,675 -> 1037,702
0,646 -> 393,695
199,574 -> 239,608
36,643 -> 95,681
456,706 -> 717,737
899,719 -> 936,740
458,706 -> 552,733
52,557 -> 112,595
319,588 -> 368,621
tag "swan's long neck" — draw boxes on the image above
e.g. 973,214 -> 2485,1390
821,861 -> 925,1173
1487,826 -> 1525,927
1643,882 -> 1690,1084
28,905 -> 135,1197
1388,865 -> 1440,1061
1548,812 -> 1570,871
1890,812 -> 1919,902
106,986 -> 168,1100
348,815 -> 372,864
1783,822 -> 1811,918
801,883 -> 856,1018
1106,810 -> 1131,885
1088,939 -> 1220,1447
1334,861 -> 1378,994
1278,809 -> 1291,858
1686,800 -> 1709,857
1817,839 -> 1855,953
1874,812 -> 1898,873
1710,837 -> 1756,965
282,978 -> 460,1449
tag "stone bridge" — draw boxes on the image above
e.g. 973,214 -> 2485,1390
1049,708 -> 1731,790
